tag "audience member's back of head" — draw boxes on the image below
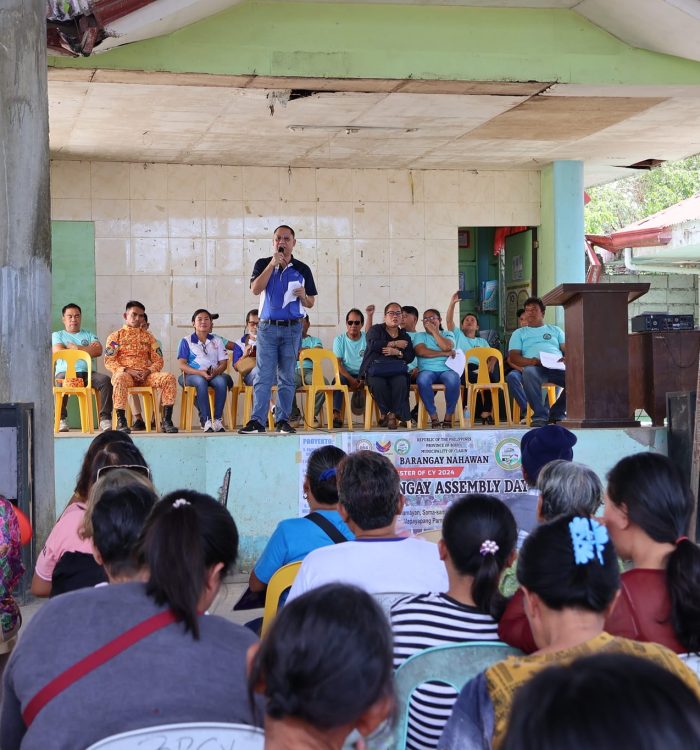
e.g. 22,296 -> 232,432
537,460 -> 602,521
306,445 -> 346,505
92,482 -> 159,580
88,441 -> 149,493
501,652 -> 700,750
442,494 -> 517,619
520,425 -> 576,486
73,430 -> 134,501
249,584 -> 394,735
137,490 -> 239,639
337,451 -> 400,530
517,514 -> 619,613
607,452 -> 700,653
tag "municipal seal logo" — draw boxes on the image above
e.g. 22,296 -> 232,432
495,437 -> 521,470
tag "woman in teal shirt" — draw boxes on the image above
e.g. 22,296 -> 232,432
414,309 -> 461,428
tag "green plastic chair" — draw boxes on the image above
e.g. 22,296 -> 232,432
391,641 -> 521,750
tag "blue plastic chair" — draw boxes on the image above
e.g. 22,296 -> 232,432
391,641 -> 522,749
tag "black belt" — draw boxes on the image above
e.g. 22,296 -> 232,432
259,319 -> 301,327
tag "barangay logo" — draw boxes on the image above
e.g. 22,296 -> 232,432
394,439 -> 411,455
543,333 -> 552,340
494,438 -> 521,471
375,440 -> 392,453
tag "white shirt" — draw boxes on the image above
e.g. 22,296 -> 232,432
287,536 -> 449,601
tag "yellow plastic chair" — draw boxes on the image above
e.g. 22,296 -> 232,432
229,373 -> 248,427
512,383 -> 558,425
52,350 -> 95,434
466,348 -> 512,427
299,349 -> 352,430
179,386 -> 217,431
260,561 -> 302,638
113,386 -> 159,432
416,385 -> 466,429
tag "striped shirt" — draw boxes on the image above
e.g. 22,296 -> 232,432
390,593 -> 499,750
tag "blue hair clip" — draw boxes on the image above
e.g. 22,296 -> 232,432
569,517 -> 609,565
318,467 -> 337,481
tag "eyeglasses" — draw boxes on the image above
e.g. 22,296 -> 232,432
96,464 -> 152,481
347,320 -> 362,326
248,320 -> 259,326
385,311 -> 402,317
422,316 -> 440,323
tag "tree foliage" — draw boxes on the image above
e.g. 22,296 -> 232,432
585,154 -> 700,235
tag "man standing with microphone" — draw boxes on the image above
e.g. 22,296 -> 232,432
239,225 -> 317,434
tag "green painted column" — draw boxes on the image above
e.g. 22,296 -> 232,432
539,161 -> 584,326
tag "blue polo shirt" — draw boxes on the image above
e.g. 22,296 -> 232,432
253,510 -> 354,584
52,329 -> 99,374
176,333 -> 227,370
332,332 -> 367,376
251,256 -> 318,321
452,328 -> 490,365
414,330 -> 456,373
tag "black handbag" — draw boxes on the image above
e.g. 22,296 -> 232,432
367,359 -> 408,378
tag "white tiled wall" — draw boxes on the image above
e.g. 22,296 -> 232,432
50,161 -> 541,373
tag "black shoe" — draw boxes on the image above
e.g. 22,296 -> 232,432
116,411 -> 131,434
239,419 -> 266,434
351,390 -> 366,416
530,418 -> 547,428
131,417 -> 146,431
275,420 -> 296,434
161,418 -> 179,433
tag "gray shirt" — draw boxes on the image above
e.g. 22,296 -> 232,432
1,582 -> 260,749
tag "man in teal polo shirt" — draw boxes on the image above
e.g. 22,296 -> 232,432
508,296 -> 566,426
52,303 -> 113,432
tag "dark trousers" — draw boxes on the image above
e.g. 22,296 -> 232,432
56,371 -> 113,420
367,374 -> 411,421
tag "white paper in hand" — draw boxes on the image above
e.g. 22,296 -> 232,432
283,280 -> 303,308
446,348 -> 466,376
540,351 -> 565,370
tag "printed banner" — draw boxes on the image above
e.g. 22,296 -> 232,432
298,434 -> 336,516
340,429 -> 535,534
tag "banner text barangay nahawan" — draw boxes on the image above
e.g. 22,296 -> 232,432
340,429 -> 530,533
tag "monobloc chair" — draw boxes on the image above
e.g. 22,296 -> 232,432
178,386 -> 219,431
112,386 -> 159,432
512,383 -> 558,425
52,350 -> 96,434
260,561 -> 302,638
299,349 -> 352,429
85,722 -> 264,750
392,642 -> 521,750
416,385 -> 466,429
466,348 -> 512,427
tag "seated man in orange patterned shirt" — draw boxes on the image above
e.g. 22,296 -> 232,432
104,300 -> 179,433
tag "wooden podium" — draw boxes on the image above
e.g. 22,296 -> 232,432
541,283 -> 649,428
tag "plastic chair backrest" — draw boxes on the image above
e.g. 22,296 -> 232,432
394,641 -> 521,749
260,561 -> 302,638
85,722 -> 264,750
467,347 -> 505,385
52,349 -> 93,387
299,348 -> 341,387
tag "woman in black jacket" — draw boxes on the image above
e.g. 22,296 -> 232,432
359,302 -> 415,429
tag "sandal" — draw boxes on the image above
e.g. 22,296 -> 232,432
430,415 -> 440,429
442,414 -> 454,428
386,413 -> 398,430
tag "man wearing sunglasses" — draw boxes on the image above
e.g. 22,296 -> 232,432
331,309 -> 368,428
